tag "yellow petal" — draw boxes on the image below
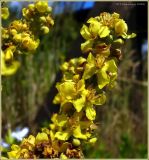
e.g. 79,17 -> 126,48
86,104 -> 96,120
7,150 -> 19,158
76,79 -> 85,92
73,125 -> 87,140
89,19 -> 101,37
2,59 -> 20,76
73,96 -> 85,112
97,59 -> 117,89
55,131 -> 70,141
56,114 -> 68,127
83,64 -> 96,80
35,132 -> 49,143
98,26 -> 110,38
80,24 -> 92,40
81,40 -> 93,53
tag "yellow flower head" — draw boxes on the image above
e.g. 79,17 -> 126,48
2,7 -> 9,19
35,1 -> 48,13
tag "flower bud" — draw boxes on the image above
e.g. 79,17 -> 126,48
47,6 -> 52,13
22,37 -> 39,51
5,49 -> 13,61
60,153 -> 68,159
89,137 -> 97,144
2,7 -> 9,20
69,59 -> 76,65
40,16 -> 47,23
35,132 -> 49,143
41,26 -> 49,34
13,34 -> 22,42
72,138 -> 81,146
115,19 -> 128,35
28,4 -> 35,11
35,1 -> 48,13
61,62 -> 69,71
10,29 -> 17,36
46,16 -> 54,26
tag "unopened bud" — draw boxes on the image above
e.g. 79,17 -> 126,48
41,26 -> 49,34
72,138 -> 81,146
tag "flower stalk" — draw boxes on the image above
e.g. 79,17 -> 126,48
4,5 -> 136,159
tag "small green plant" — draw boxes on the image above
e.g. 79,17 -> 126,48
2,2 -> 136,159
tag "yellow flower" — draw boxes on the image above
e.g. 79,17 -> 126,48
35,132 -> 49,143
80,17 -> 110,40
22,37 -> 39,51
87,17 -> 102,37
56,81 -> 76,100
41,26 -> 50,34
2,7 -> 9,20
1,51 -> 20,76
7,145 -> 21,158
4,46 -> 16,61
35,1 -> 48,13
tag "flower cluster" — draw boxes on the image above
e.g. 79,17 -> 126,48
7,132 -> 82,159
7,12 -> 136,159
1,1 -> 54,76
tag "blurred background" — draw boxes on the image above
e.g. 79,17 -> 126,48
2,1 -> 148,158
